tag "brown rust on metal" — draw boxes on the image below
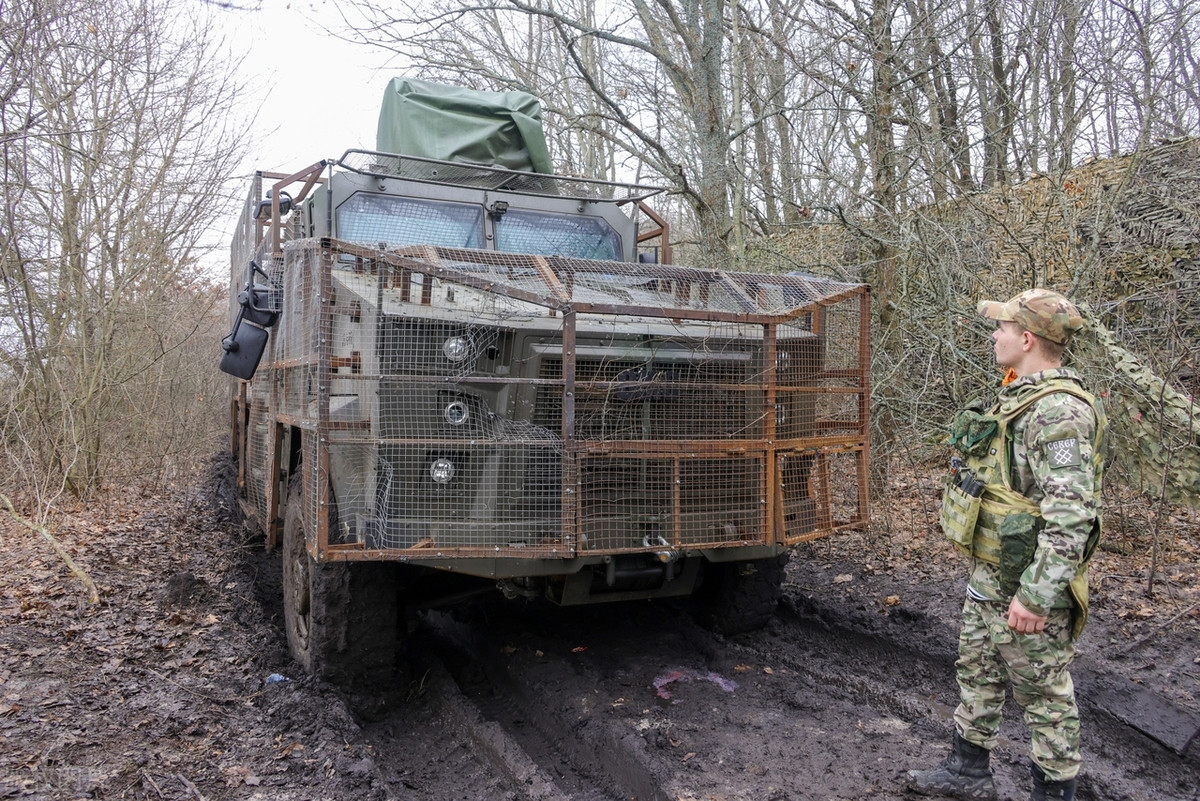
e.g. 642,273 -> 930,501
330,353 -> 362,374
272,412 -> 319,431
763,322 -> 779,544
531,255 -> 570,302
265,422 -> 284,550
635,200 -> 672,264
315,247 -> 334,560
318,539 -> 773,562
578,436 -> 863,455
268,161 -> 327,256
561,310 -> 579,554
319,238 -> 866,325
331,239 -> 565,311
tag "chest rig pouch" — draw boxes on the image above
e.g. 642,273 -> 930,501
940,381 -> 1105,637
940,399 -> 997,554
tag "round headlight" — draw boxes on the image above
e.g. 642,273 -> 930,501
445,401 -> 469,426
429,458 -> 455,484
443,336 -> 470,363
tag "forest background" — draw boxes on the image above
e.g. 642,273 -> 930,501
1,0 -> 1197,582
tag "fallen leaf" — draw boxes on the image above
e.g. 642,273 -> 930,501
733,664 -> 752,672
682,752 -> 696,762
571,646 -> 588,653
885,595 -> 901,606
276,742 -> 305,759
834,574 -> 853,584
221,766 -> 260,787
1118,605 -> 1154,620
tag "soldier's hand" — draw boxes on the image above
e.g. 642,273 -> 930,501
1007,597 -> 1047,635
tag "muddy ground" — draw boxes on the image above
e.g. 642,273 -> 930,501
0,455 -> 1196,800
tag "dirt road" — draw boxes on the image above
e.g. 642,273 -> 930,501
0,458 -> 1196,800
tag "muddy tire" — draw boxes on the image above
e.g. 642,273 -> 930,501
692,552 -> 789,635
282,479 -> 400,683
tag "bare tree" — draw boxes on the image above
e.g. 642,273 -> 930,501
0,0 -> 247,503
343,0 -> 751,264
335,0 -> 1197,270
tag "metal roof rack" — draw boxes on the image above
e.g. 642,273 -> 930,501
336,149 -> 667,204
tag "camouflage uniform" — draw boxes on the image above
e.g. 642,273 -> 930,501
912,288 -> 1102,801
954,367 -> 1102,781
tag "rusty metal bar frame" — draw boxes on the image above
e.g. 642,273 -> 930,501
561,310 -> 578,555
763,322 -> 779,545
267,162 -> 328,256
249,238 -> 870,562
314,246 -> 334,560
327,239 -> 863,326
635,200 -> 673,265
857,290 -> 873,524
264,421 -> 284,550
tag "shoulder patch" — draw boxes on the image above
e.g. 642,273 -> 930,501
1045,437 -> 1081,468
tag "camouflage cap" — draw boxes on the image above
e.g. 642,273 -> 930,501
977,288 -> 1084,345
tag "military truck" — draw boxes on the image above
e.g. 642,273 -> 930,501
221,79 -> 871,681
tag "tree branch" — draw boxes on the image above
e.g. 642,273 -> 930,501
1,494 -> 100,604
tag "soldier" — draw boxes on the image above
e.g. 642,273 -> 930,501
908,288 -> 1106,801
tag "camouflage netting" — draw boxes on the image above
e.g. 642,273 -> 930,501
747,138 -> 1200,506
1080,308 -> 1200,508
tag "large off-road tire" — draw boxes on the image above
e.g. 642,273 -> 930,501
692,552 -> 790,635
282,479 -> 400,683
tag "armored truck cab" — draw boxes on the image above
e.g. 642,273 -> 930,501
222,88 -> 870,681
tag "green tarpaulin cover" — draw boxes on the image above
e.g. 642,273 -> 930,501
376,77 -> 552,174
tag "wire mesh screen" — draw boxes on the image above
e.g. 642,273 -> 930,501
242,237 -> 869,559
242,389 -> 273,525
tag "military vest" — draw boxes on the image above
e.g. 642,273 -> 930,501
941,377 -> 1106,637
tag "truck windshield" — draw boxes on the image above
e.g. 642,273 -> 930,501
337,193 -> 485,249
495,209 -> 621,261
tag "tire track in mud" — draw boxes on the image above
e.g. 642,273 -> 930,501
354,598 -> 1198,801
360,601 -> 941,801
416,610 -> 671,801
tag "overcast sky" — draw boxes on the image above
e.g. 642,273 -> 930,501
225,0 -> 395,172
207,0 -> 402,269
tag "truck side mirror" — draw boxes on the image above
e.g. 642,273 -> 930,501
219,260 -> 281,380
220,313 -> 270,380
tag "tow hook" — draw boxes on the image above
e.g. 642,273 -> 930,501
643,535 -> 678,579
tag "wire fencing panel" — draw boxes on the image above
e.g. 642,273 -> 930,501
247,238 -> 868,559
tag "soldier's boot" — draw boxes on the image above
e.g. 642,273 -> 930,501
906,731 -> 999,801
1029,763 -> 1076,801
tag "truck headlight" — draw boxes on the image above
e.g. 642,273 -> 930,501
443,336 -> 470,362
445,400 -> 469,425
429,458 -> 456,484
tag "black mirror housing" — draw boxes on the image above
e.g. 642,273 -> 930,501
220,321 -> 270,380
